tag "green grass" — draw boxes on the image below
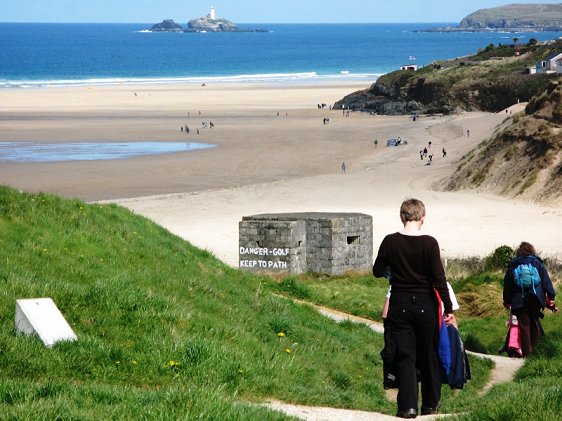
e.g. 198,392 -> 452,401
273,255 -> 562,421
2,186 -> 562,420
276,274 -> 387,320
0,186 -> 393,419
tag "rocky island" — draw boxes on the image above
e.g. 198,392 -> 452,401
420,3 -> 562,32
149,19 -> 183,32
148,8 -> 268,33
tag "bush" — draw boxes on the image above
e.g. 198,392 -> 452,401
485,245 -> 514,271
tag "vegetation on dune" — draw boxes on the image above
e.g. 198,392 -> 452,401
335,37 -> 562,204
336,39 -> 562,115
445,76 -> 562,203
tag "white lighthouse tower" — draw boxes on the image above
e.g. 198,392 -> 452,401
209,6 -> 216,20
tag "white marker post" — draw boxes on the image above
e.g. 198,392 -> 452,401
15,298 -> 77,347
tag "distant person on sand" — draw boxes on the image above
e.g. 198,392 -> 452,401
442,148 -> 447,157
466,129 -> 470,137
341,162 -> 346,173
503,241 -> 557,357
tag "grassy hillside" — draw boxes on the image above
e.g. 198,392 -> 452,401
1,186 -> 560,419
0,186 -> 389,419
459,3 -> 562,30
336,39 -> 562,115
274,254 -> 562,421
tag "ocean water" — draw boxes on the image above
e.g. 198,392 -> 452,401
0,23 -> 560,88
0,141 -> 216,162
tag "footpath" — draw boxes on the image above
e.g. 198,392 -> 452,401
263,301 -> 525,420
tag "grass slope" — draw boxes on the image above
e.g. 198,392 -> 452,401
2,186 -> 560,420
0,186 -> 388,419
273,259 -> 562,421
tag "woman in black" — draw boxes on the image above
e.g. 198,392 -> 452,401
373,198 -> 454,419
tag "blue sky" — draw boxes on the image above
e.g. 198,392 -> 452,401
2,0 -> 561,23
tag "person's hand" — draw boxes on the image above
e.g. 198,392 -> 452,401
546,298 -> 558,313
443,313 -> 455,326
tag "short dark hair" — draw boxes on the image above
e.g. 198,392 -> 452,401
516,241 -> 537,257
400,198 -> 426,224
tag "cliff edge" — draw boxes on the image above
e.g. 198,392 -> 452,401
460,3 -> 562,31
335,39 -> 562,115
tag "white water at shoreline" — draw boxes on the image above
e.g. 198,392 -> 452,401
0,71 -> 381,89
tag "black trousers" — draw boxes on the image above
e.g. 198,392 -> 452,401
388,291 -> 440,411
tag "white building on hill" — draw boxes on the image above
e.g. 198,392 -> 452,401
208,7 -> 216,20
536,52 -> 562,74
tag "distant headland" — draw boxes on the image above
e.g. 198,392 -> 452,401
149,7 -> 268,33
419,3 -> 562,33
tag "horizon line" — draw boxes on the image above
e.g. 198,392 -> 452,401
0,21 -> 458,25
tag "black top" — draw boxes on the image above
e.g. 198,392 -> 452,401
373,232 -> 453,314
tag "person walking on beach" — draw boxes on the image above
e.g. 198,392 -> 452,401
341,162 -> 346,173
466,129 -> 470,137
373,198 -> 454,418
442,147 -> 447,158
503,242 -> 556,357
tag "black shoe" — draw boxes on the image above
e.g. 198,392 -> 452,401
421,407 -> 438,415
396,408 -> 417,418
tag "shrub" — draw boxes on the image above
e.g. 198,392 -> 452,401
485,245 -> 514,271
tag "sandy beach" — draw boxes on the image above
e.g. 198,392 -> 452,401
1,81 -> 561,266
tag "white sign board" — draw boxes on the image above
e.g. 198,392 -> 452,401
15,298 -> 77,347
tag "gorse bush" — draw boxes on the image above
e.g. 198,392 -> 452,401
484,245 -> 514,271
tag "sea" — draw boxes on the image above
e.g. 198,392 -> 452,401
1,22 -> 561,88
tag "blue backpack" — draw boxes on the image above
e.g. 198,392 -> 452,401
513,262 -> 541,295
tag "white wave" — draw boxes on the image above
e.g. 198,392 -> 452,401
0,71 -> 380,89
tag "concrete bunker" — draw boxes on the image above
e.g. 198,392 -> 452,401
239,212 -> 373,275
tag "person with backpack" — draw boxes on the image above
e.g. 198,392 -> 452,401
503,241 -> 556,357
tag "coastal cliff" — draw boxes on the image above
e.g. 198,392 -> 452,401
422,3 -> 562,32
443,77 -> 562,203
459,3 -> 562,31
335,39 -> 562,115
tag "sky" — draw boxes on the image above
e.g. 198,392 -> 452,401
2,0 -> 561,23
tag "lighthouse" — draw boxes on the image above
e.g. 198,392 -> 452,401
209,6 -> 216,20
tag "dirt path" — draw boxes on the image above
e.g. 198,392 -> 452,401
263,301 -> 525,420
